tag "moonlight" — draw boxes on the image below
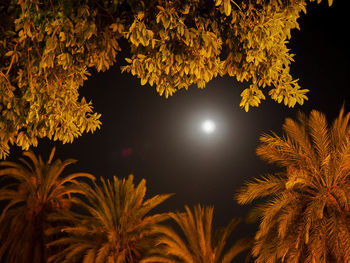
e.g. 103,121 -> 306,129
202,120 -> 216,134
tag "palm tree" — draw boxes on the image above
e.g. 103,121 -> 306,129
142,204 -> 251,263
236,108 -> 350,263
0,147 -> 95,263
48,174 -> 172,263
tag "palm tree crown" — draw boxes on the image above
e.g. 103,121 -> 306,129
0,148 -> 95,263
48,174 -> 172,263
142,204 -> 251,263
236,108 -> 350,263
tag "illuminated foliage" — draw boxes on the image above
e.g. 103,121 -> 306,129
0,148 -> 95,263
142,204 -> 251,263
0,0 -> 332,158
47,175 -> 172,263
236,108 -> 350,263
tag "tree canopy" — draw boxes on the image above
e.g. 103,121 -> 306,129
0,0 -> 332,158
142,205 -> 251,263
48,175 -> 172,263
0,148 -> 95,263
236,108 -> 350,262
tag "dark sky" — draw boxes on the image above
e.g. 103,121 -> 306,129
8,1 -> 349,261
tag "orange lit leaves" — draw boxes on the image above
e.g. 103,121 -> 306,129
123,7 -> 223,98
0,0 -> 331,158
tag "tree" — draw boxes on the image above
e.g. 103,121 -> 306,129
142,204 -> 251,263
0,148 -> 95,263
0,0 -> 333,158
47,174 -> 172,263
236,108 -> 350,263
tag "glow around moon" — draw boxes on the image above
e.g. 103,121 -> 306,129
202,120 -> 216,134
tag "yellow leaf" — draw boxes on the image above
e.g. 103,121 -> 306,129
184,65 -> 189,75
156,14 -> 162,24
224,0 -> 231,16
109,23 -> 118,32
137,12 -> 144,20
215,0 -> 223,6
151,39 -> 156,48
59,31 -> 66,42
149,78 -> 154,86
203,71 -> 210,82
190,61 -> 196,71
157,5 -> 165,12
182,5 -> 190,14
277,95 -> 283,103
244,103 -> 249,112
5,51 -> 14,57
162,16 -> 170,29
141,78 -> 147,85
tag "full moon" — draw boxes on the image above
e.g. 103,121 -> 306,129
202,120 -> 216,134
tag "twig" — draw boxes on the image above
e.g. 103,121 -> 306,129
5,43 -> 18,75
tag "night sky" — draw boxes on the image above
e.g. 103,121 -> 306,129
8,0 -> 349,260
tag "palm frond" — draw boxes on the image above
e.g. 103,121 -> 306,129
331,106 -> 350,149
221,238 -> 253,263
308,110 -> 331,183
144,205 -> 248,263
283,113 -> 315,160
235,174 -> 287,205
